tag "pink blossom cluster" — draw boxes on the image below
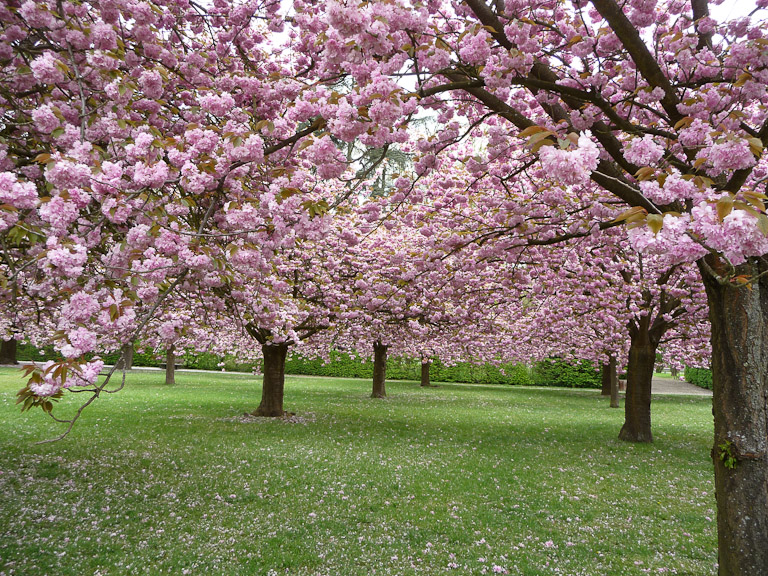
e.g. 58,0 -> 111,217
539,133 -> 600,186
28,360 -> 104,397
624,135 -> 664,166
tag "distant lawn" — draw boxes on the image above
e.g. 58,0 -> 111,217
0,367 -> 715,575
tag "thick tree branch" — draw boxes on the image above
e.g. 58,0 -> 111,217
589,0 -> 683,124
691,0 -> 714,50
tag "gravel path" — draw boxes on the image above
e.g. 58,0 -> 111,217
652,376 -> 712,396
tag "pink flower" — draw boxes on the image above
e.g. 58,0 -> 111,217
133,161 -> 170,189
39,195 -> 79,230
0,173 -> 38,209
0,211 -> 19,232
625,135 -> 664,166
28,360 -> 99,396
707,138 -> 756,174
459,30 -> 491,65
91,22 -> 117,50
46,241 -> 88,277
158,320 -> 182,341
62,327 -> 98,358
307,136 -> 347,179
76,360 -> 104,385
45,159 -> 92,189
30,52 -> 67,84
139,70 -> 164,99
199,92 -> 236,116
31,105 -> 60,133
28,363 -> 62,398
232,134 -> 265,164
62,292 -> 100,323
539,132 -> 599,185
101,197 -> 132,223
19,1 -> 57,29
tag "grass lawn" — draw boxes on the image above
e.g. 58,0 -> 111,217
0,367 -> 716,575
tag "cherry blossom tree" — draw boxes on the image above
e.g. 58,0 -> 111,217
4,0 -> 768,570
300,1 -> 768,569
0,0 -> 377,424
394,145 -> 710,439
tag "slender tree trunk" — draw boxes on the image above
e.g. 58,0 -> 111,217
115,342 -> 134,370
600,361 -> 611,396
254,343 -> 289,417
420,360 -> 431,387
609,355 -> 620,409
165,345 -> 175,386
700,258 -> 768,576
619,324 -> 657,443
0,339 -> 17,365
372,340 -> 387,398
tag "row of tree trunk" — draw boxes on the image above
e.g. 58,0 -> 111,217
3,332 -> 654,447
8,273 -> 767,572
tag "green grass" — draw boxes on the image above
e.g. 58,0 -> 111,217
0,367 -> 716,575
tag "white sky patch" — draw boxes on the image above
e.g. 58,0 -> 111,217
710,0 -> 758,20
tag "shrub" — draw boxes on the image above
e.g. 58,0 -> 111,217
283,352 -> 532,385
101,347 -> 164,367
685,367 -> 713,390
286,351 -> 375,379
16,343 -> 59,362
531,358 -> 601,389
505,363 -> 534,385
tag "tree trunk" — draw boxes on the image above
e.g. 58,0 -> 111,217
619,325 -> 657,443
254,343 -> 289,417
115,342 -> 134,370
372,340 -> 387,398
600,361 -> 611,396
609,355 -> 619,409
700,258 -> 768,576
420,360 -> 431,387
165,345 -> 175,386
0,339 -> 17,365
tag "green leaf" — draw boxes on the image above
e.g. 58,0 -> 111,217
647,213 -> 664,235
757,214 -> 768,236
613,206 -> 647,224
635,167 -> 656,181
716,196 -> 733,221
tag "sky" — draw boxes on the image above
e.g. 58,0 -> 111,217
710,0 -> 758,20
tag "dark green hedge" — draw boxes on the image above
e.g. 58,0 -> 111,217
16,343 -> 59,362
284,352 -> 534,385
430,359 -> 533,385
531,358 -> 601,389
684,367 -> 713,390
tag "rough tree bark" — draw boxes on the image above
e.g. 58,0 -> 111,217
608,355 -> 620,409
601,361 -> 611,396
0,339 -> 17,365
254,343 -> 289,417
372,340 -> 387,398
700,257 -> 768,576
115,342 -> 134,370
619,316 -> 658,443
165,345 -> 175,386
420,360 -> 431,387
